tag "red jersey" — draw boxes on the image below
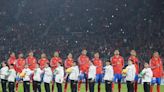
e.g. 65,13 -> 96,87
15,58 -> 26,73
64,58 -> 73,69
111,55 -> 124,74
149,57 -> 163,78
38,58 -> 49,70
26,56 -> 37,70
78,54 -> 90,73
8,56 -> 16,65
93,58 -> 103,74
50,57 -> 62,71
128,56 -> 139,74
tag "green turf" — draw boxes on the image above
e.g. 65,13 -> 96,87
1,83 -> 164,92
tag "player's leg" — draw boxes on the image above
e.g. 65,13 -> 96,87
96,74 -> 102,92
85,73 -> 88,92
150,77 -> 155,92
118,74 -> 122,92
134,75 -> 138,92
15,75 -> 20,92
52,75 -> 55,92
78,73 -> 84,92
156,78 -> 161,92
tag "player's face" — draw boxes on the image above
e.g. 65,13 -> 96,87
82,50 -> 87,55
153,52 -> 159,58
10,53 -> 15,57
68,53 -> 72,58
29,52 -> 34,57
18,54 -> 23,58
41,53 -> 46,58
114,50 -> 120,55
130,50 -> 136,56
54,52 -> 59,57
94,53 -> 99,58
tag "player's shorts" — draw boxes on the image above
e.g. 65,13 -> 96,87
16,74 -> 22,81
114,74 -> 122,82
95,74 -> 103,82
134,74 -> 139,81
79,72 -> 88,80
151,77 -> 161,85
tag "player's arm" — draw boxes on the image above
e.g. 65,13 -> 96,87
149,60 -> 157,69
111,57 -> 116,66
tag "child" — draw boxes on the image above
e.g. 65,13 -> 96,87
33,63 -> 43,92
7,64 -> 16,92
22,64 -> 33,92
125,60 -> 136,92
103,60 -> 114,92
0,62 -> 9,92
140,62 -> 153,92
54,62 -> 64,92
68,61 -> 79,92
43,63 -> 53,92
88,61 -> 96,92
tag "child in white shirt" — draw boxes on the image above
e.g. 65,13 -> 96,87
7,64 -> 16,92
125,60 -> 136,92
68,61 -> 79,92
33,63 -> 43,92
54,62 -> 64,92
0,62 -> 9,92
88,61 -> 96,92
103,60 -> 114,92
140,62 -> 153,92
22,64 -> 33,92
43,63 -> 52,92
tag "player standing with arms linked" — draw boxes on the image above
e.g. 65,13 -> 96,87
64,53 -> 73,92
50,51 -> 62,92
128,50 -> 139,92
78,49 -> 90,92
111,50 -> 124,92
93,52 -> 103,92
149,51 -> 163,92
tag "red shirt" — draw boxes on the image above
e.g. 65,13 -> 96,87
78,54 -> 90,73
8,56 -> 16,65
16,58 -> 26,73
38,58 -> 49,70
111,55 -> 124,74
150,57 -> 163,78
26,56 -> 37,70
128,56 -> 139,74
64,58 -> 73,69
93,58 -> 103,74
50,57 -> 62,71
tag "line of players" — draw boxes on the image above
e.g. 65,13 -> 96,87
0,49 -> 163,92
